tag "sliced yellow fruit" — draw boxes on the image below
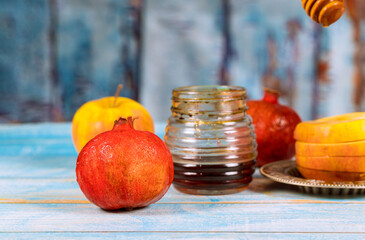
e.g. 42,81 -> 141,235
295,140 -> 365,157
297,165 -> 365,182
296,155 -> 365,173
294,112 -> 365,143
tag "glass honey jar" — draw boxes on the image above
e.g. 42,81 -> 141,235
164,85 -> 257,195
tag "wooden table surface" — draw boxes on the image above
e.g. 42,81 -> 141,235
1,123 -> 365,239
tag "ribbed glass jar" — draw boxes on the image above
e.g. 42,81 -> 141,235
164,85 -> 257,195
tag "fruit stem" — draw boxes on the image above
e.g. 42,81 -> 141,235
263,88 -> 280,104
113,84 -> 124,107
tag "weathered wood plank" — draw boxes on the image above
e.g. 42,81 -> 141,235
0,232 -> 363,240
0,0 -> 142,122
0,203 -> 364,232
0,123 -> 75,156
0,122 -> 166,157
0,0 -> 52,123
230,0 -> 321,121
141,0 -> 223,122
0,140 -> 75,156
0,123 -> 72,139
0,123 -> 364,204
0,122 -> 164,156
0,156 -> 76,178
325,20 -> 357,116
57,0 -> 140,120
0,122 -> 166,140
1,176 -> 365,204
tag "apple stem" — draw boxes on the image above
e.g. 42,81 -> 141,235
113,84 -> 124,107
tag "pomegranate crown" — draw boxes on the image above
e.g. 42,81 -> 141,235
263,88 -> 280,104
112,116 -> 137,131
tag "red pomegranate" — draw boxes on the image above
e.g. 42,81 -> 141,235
76,117 -> 174,210
247,88 -> 302,167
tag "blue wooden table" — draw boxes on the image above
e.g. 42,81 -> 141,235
1,123 -> 365,239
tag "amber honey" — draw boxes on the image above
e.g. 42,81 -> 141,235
173,158 -> 255,195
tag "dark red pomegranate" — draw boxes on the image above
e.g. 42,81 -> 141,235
247,88 -> 302,167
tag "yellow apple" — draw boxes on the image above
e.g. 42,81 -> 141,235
72,96 -> 154,153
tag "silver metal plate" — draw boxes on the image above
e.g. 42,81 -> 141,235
260,160 -> 365,195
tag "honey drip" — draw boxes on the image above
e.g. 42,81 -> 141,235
302,0 -> 346,27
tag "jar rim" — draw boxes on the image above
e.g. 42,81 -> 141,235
173,85 -> 246,94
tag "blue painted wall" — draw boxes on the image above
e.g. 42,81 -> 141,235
0,0 -> 364,123
0,0 -> 141,122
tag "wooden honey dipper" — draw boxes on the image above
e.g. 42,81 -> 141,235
302,0 -> 346,27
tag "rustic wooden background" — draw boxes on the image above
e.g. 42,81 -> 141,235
0,0 -> 364,123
